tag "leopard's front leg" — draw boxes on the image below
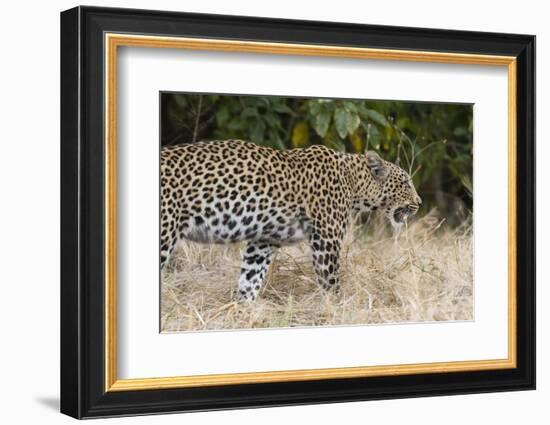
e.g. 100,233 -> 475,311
309,230 -> 343,293
237,242 -> 276,302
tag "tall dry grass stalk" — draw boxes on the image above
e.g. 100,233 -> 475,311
161,210 -> 473,332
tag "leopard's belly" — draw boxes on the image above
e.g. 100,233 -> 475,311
181,207 -> 310,246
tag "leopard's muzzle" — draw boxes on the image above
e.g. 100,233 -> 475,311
393,203 -> 420,223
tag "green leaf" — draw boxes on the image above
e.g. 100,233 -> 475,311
361,108 -> 390,127
325,137 -> 346,152
269,129 -> 287,150
363,122 -> 382,149
273,103 -> 296,115
346,112 -> 360,135
342,101 -> 358,113
307,100 -> 321,115
334,108 -> 360,139
312,109 -> 331,138
334,108 -> 349,139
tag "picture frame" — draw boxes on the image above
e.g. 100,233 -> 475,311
60,5 -> 535,419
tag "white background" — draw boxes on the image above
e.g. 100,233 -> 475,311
0,0 -> 546,424
118,48 -> 508,378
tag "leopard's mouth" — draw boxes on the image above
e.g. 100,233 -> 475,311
393,205 -> 419,223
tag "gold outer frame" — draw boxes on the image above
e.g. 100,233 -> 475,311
104,33 -> 517,392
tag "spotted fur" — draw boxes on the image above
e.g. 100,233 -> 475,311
161,139 -> 421,301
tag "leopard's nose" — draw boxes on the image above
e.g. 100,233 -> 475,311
415,195 -> 422,205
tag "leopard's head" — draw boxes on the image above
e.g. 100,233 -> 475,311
365,151 -> 422,228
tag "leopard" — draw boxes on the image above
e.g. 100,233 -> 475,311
160,139 -> 422,302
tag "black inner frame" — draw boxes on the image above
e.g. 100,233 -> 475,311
60,6 -> 535,419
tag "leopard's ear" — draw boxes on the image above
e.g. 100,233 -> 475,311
365,151 -> 390,181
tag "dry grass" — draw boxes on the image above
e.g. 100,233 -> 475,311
161,210 -> 473,332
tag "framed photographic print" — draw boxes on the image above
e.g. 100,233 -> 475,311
60,5 -> 536,419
